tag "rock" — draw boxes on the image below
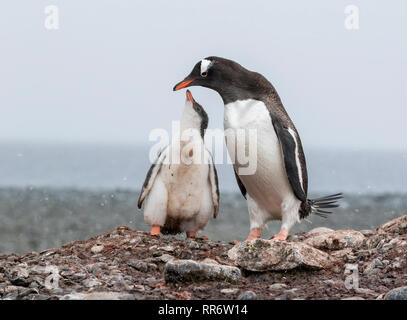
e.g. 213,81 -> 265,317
159,254 -> 175,263
237,291 -> 256,300
133,285 -> 145,291
201,258 -> 219,265
221,288 -> 239,295
341,296 -> 365,300
373,258 -> 383,268
129,237 -> 141,244
391,258 -> 402,269
85,262 -> 108,275
360,229 -> 375,236
4,285 -> 20,294
307,227 -> 334,235
90,244 -> 104,254
164,259 -> 241,283
50,288 -> 64,296
2,293 -> 19,300
355,287 -> 378,296
377,215 -> 407,235
60,292 -> 134,300
363,259 -> 383,275
10,277 -> 30,287
228,239 -> 335,272
157,245 -> 174,252
304,229 -> 365,250
188,241 -> 200,250
269,283 -> 288,291
144,276 -> 160,288
384,286 -> 407,300
11,263 -> 29,278
330,248 -> 353,259
128,259 -> 148,272
284,288 -> 299,296
70,273 -> 87,281
376,293 -> 385,300
82,279 -> 102,288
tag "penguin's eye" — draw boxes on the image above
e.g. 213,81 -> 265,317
201,71 -> 208,77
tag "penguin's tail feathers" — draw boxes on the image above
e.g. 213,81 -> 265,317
307,193 -> 343,218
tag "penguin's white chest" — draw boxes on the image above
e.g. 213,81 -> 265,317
224,99 -> 294,215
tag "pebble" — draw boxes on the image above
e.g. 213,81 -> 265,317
341,296 -> 365,300
50,288 -> 64,295
269,283 -> 288,290
32,294 -> 51,300
148,263 -> 158,270
158,245 -> 174,252
360,229 -> 375,236
10,277 -> 30,287
237,291 -> 257,300
201,258 -> 219,265
90,244 -> 104,254
19,288 -> 39,298
188,241 -> 200,250
60,292 -> 134,300
284,288 -> 299,296
391,260 -> 402,269
221,288 -> 239,295
164,259 -> 241,283
373,258 -> 383,268
128,259 -> 149,272
4,285 -> 21,294
82,279 -> 102,288
133,285 -> 146,291
159,253 -> 175,262
85,262 -> 108,275
129,237 -> 141,244
70,273 -> 87,281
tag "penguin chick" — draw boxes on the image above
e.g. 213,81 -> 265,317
138,90 -> 219,239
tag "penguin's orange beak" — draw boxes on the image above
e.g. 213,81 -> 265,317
186,90 -> 194,103
173,78 -> 195,91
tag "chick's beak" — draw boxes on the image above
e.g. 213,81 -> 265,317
186,90 -> 194,103
173,78 -> 195,91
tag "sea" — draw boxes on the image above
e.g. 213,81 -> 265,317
0,142 -> 406,253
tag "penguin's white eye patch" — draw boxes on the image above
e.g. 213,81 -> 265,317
200,59 -> 212,77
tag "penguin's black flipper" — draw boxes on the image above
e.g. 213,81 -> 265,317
137,146 -> 169,209
234,169 -> 247,199
272,118 -> 307,202
206,150 -> 220,218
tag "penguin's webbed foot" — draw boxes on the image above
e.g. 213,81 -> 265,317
245,227 -> 262,242
272,229 -> 288,241
150,225 -> 162,237
186,232 -> 209,240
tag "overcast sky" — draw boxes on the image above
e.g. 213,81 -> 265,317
0,0 -> 406,151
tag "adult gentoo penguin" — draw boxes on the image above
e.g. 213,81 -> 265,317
138,90 -> 219,238
173,57 -> 342,241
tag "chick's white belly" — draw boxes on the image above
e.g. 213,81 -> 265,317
161,162 -> 209,219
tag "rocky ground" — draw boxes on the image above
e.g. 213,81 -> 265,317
1,215 -> 407,300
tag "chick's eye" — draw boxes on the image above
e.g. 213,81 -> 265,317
201,71 -> 208,77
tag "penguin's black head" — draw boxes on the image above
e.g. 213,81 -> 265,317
174,57 -> 271,104
174,57 -> 235,91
